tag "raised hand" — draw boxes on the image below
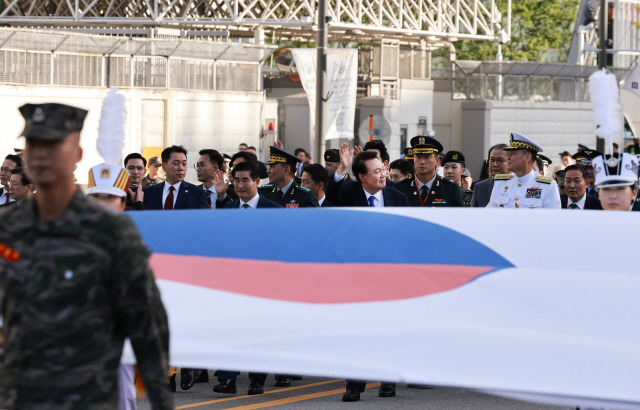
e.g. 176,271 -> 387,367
353,145 -> 363,156
274,139 -> 284,151
337,142 -> 354,176
213,168 -> 228,196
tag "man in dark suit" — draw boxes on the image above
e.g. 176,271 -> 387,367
300,163 -> 332,207
143,145 -> 210,211
392,136 -> 463,207
224,162 -> 281,209
471,144 -> 509,207
0,154 -> 22,206
560,164 -> 602,209
326,147 -> 408,208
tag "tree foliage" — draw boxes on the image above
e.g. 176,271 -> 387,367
454,0 -> 581,62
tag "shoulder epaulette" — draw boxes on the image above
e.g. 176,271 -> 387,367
535,176 -> 552,184
494,174 -> 513,180
295,185 -> 312,194
439,176 -> 458,185
259,184 -> 275,189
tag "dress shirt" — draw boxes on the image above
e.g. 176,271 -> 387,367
0,189 -> 14,205
318,195 -> 326,207
363,187 -> 384,207
568,194 -> 587,210
240,193 -> 260,209
162,181 -> 182,209
202,184 -> 218,208
278,180 -> 295,196
415,175 -> 437,192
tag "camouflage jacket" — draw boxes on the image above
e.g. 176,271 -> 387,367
141,174 -> 164,187
0,189 -> 172,409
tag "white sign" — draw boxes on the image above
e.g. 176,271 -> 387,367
623,65 -> 640,98
292,48 -> 358,140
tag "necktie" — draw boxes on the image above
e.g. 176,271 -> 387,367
205,189 -> 213,205
276,190 -> 283,203
4,193 -> 10,205
420,185 -> 428,199
164,186 -> 175,210
368,196 -> 376,207
241,203 -> 250,209
569,203 -> 579,209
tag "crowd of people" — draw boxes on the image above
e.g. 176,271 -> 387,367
1,101 -> 639,409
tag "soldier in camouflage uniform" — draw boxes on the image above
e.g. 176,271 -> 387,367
258,146 -> 319,208
0,103 -> 172,409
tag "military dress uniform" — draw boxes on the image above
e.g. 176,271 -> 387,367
0,103 -> 172,409
486,132 -> 561,209
393,136 -> 464,207
258,146 -> 319,208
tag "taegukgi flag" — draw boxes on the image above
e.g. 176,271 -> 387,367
125,208 -> 640,410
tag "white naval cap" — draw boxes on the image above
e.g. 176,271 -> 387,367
592,153 -> 639,188
504,132 -> 544,153
87,163 -> 130,197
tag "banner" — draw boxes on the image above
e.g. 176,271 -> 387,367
623,65 -> 640,98
125,208 -> 640,409
292,48 -> 358,140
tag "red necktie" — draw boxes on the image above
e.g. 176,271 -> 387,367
4,193 -> 10,205
164,186 -> 175,210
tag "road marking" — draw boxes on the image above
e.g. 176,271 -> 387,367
174,379 -> 345,409
224,383 -> 381,410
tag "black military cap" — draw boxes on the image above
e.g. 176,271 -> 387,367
441,150 -> 465,165
572,149 -> 601,167
539,154 -> 552,165
222,153 -> 232,160
324,149 -> 340,163
403,147 -> 414,161
267,146 -> 300,166
410,136 -> 443,155
19,103 -> 88,141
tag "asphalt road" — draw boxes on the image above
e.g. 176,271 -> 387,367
136,372 -> 573,410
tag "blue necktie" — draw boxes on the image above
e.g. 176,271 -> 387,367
368,196 -> 376,207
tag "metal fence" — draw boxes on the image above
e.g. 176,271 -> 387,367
451,60 -> 631,102
0,28 -> 275,92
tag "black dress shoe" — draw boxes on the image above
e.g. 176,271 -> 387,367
212,379 -> 237,394
180,368 -> 196,390
274,376 -> 291,387
247,379 -> 264,395
169,374 -> 176,392
195,369 -> 209,383
342,390 -> 361,402
378,383 -> 396,397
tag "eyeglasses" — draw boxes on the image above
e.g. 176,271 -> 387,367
488,158 -> 506,165
194,162 -> 212,169
8,181 -> 24,187
0,167 -> 13,172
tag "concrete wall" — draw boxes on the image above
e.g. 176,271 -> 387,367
0,85 -> 264,185
433,81 -> 463,153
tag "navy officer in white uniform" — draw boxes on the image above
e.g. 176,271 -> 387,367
486,132 -> 561,209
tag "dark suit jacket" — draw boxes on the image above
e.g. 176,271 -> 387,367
392,175 -> 463,207
560,194 -> 603,210
143,181 -> 210,210
325,176 -> 409,207
320,197 -> 334,207
224,195 -> 282,208
470,178 -> 494,208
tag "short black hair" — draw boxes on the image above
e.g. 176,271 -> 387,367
161,145 -> 187,163
363,140 -> 389,163
231,161 -> 259,180
535,157 -> 544,172
389,159 -> 413,176
613,142 -> 619,149
5,154 -> 22,168
247,146 -> 257,151
124,153 -> 147,168
302,163 -> 329,187
199,149 -> 224,169
230,151 -> 258,167
352,151 -> 379,182
10,167 -> 31,186
294,148 -> 307,156
564,164 -> 588,180
488,143 -> 508,159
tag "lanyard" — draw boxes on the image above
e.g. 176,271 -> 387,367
416,176 -> 430,207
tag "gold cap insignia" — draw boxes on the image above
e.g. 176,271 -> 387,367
419,137 -> 425,145
452,153 -> 458,160
100,167 -> 111,179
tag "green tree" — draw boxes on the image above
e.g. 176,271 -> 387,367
455,0 -> 580,62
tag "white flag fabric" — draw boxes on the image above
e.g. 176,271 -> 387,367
125,208 -> 640,409
623,65 -> 640,98
292,48 -> 358,140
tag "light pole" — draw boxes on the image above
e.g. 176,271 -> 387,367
314,0 -> 328,163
